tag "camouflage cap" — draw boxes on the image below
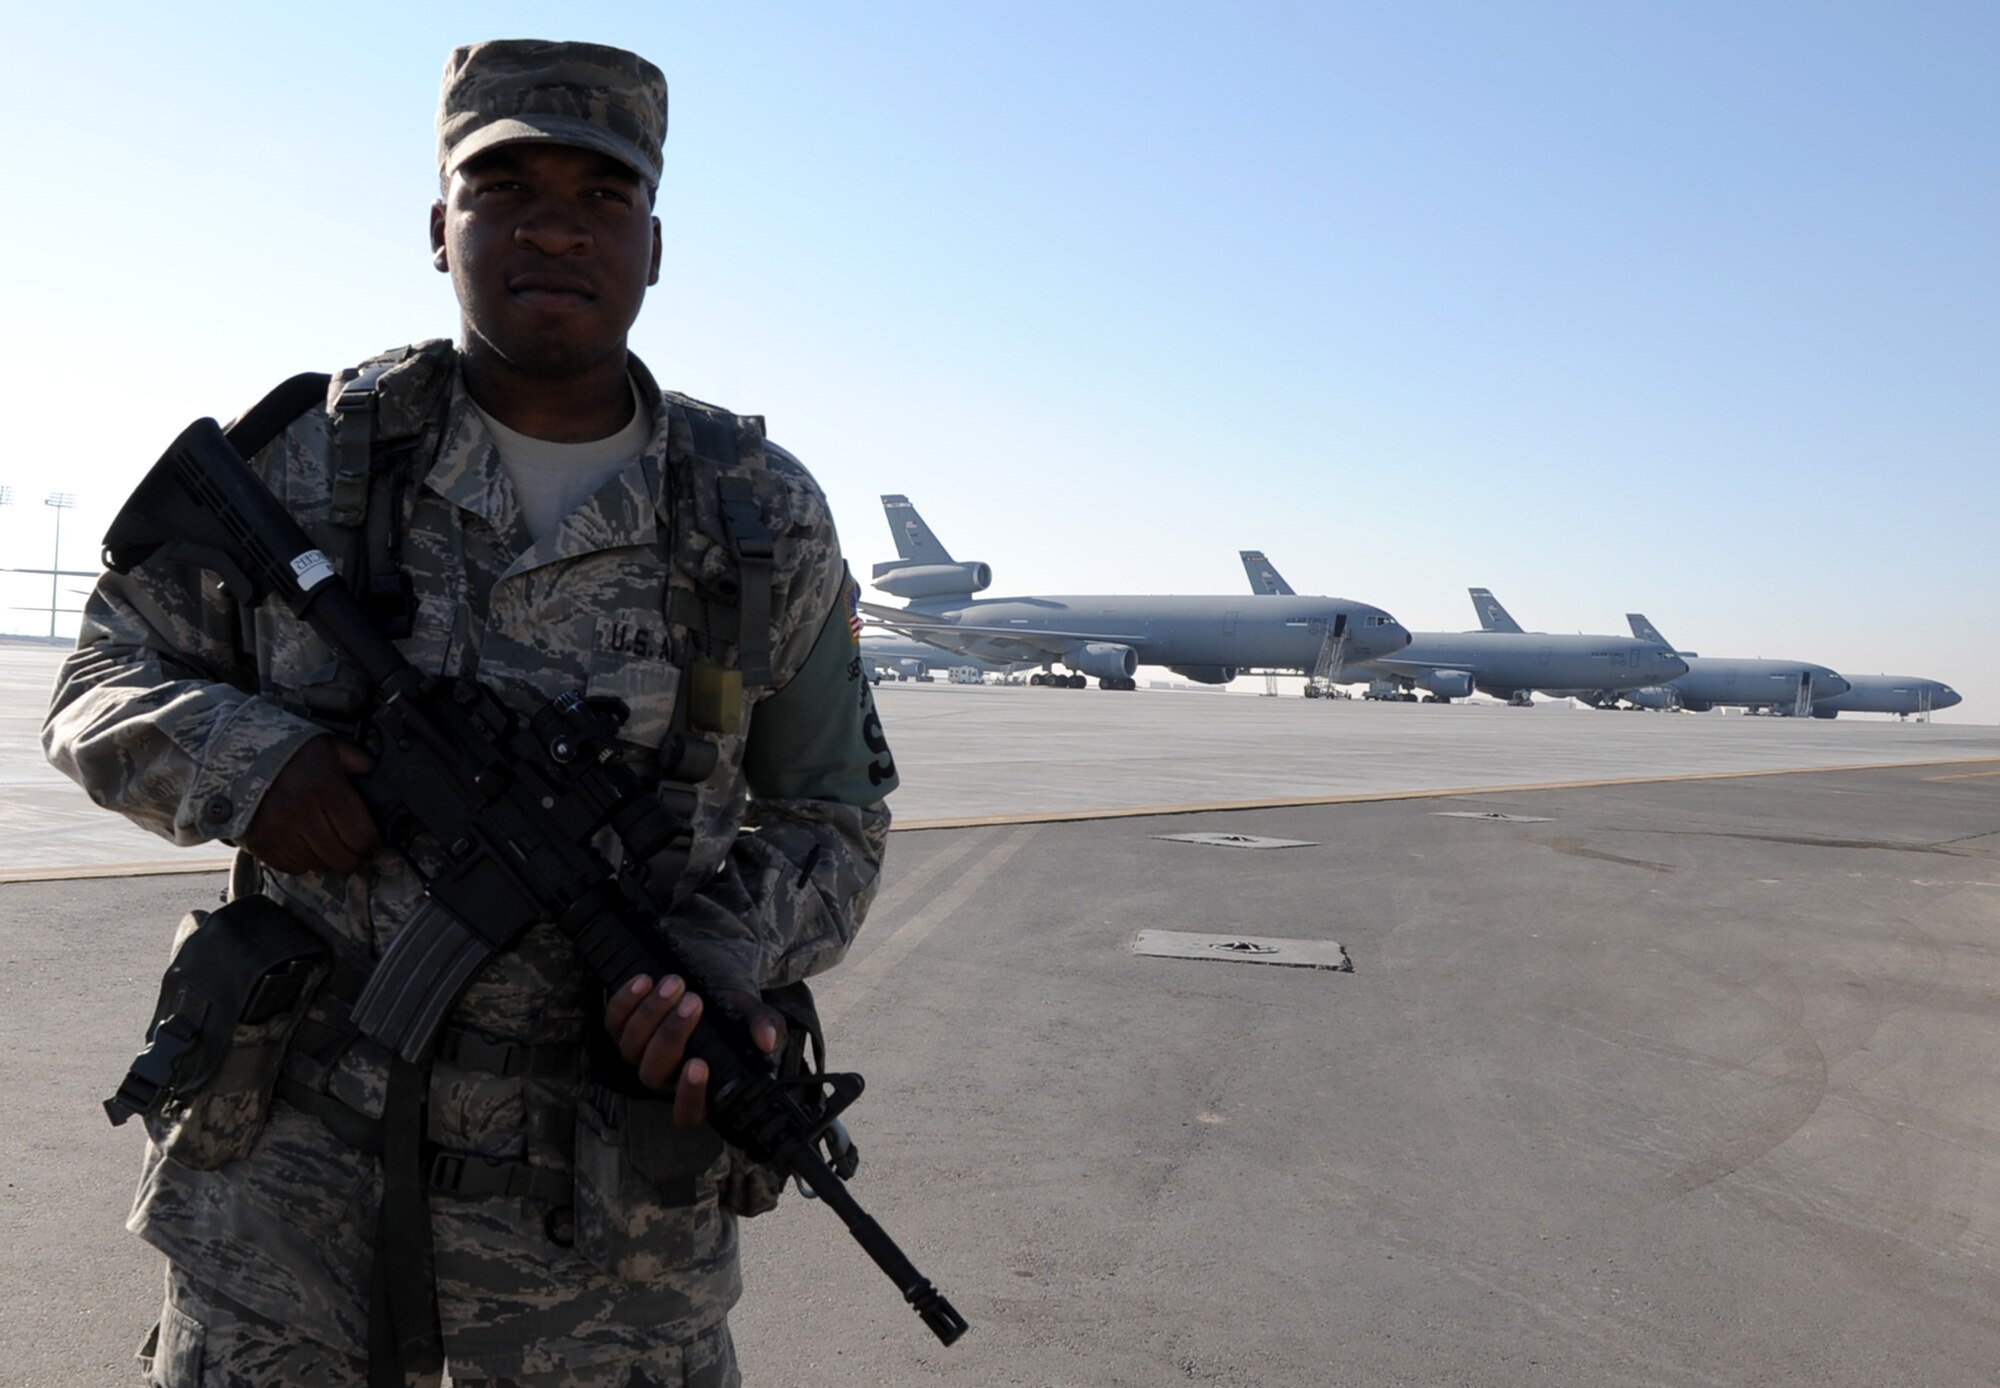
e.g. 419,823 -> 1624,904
437,39 -> 667,189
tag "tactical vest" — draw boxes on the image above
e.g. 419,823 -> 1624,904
232,340 -> 791,756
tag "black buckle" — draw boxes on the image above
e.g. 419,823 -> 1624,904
717,479 -> 775,562
103,1013 -> 200,1126
427,1148 -> 470,1193
363,570 -> 416,640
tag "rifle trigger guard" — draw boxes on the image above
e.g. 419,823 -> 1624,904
775,1069 -> 863,1129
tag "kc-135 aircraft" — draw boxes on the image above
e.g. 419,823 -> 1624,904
1808,674 -> 1962,719
1242,557 -> 1686,704
861,500 -> 1410,690
1611,615 -> 1849,716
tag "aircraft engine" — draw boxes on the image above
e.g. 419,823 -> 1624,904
870,562 -> 993,599
1067,643 -> 1138,682
1165,664 -> 1238,685
1415,669 -> 1474,700
1624,687 -> 1674,711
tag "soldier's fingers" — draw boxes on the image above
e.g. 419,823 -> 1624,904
604,976 -> 654,1035
616,976 -> 687,1066
332,740 -> 377,776
674,1057 -> 709,1128
254,834 -> 308,875
720,990 -> 785,1055
324,781 -> 380,859
307,799 -> 365,874
636,989 -> 701,1089
752,1004 -> 784,1055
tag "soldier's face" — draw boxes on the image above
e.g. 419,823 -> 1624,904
431,144 -> 662,377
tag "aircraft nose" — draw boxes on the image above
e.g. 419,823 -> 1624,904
1818,672 -> 1851,699
1937,686 -> 1962,708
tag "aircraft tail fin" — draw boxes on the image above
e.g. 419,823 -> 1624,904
1626,613 -> 1671,646
881,494 -> 955,564
1240,550 -> 1297,596
1468,588 -> 1524,633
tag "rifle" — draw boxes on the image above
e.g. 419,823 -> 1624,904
103,415 -> 968,1346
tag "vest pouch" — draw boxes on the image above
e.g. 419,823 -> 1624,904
573,1077 -> 727,1281
716,1144 -> 788,1218
108,895 -> 329,1171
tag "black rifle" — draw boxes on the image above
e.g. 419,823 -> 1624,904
103,415 -> 967,1346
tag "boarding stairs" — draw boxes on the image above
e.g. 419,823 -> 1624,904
1304,615 -> 1350,701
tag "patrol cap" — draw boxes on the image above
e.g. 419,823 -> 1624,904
436,39 -> 667,189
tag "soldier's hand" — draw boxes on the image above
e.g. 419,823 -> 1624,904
605,976 -> 786,1127
241,735 -> 381,874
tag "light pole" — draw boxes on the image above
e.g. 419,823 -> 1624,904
45,492 -> 76,639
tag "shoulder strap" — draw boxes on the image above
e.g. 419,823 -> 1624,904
324,344 -> 454,638
329,352 -> 402,525
222,372 -> 331,459
662,393 -> 781,689
716,474 -> 776,686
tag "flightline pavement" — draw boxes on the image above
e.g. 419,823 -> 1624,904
5,759 -> 2000,1385
7,642 -> 1999,877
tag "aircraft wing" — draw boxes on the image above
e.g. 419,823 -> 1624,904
1365,656 -> 1469,678
860,602 -> 1151,662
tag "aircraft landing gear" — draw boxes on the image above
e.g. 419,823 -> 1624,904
1098,677 -> 1136,691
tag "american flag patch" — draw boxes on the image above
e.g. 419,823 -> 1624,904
846,582 -> 863,644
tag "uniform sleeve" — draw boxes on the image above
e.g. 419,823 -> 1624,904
663,458 -> 897,994
42,460 -> 327,848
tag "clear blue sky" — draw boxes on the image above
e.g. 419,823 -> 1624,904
2,2 -> 1993,718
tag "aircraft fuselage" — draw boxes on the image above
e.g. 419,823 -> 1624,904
1363,632 -> 1687,702
1811,675 -> 1961,717
1644,658 -> 1851,713
903,593 -> 1410,673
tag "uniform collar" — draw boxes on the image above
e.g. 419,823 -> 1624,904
420,359 -> 673,578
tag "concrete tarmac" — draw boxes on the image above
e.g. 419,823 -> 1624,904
8,642 -> 1999,874
7,760 -> 2000,1384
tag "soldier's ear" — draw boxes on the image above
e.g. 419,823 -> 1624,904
430,201 -> 449,273
648,216 -> 661,287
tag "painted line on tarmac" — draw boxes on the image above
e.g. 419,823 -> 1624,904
10,758 -> 1995,881
866,824 -> 1004,919
814,824 -> 1039,1028
0,857 -> 233,885
889,756 -> 2000,832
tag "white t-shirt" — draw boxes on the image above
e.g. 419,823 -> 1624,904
471,383 -> 652,544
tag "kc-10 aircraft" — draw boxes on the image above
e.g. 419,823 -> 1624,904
1613,615 -> 1850,716
1240,558 -> 1686,704
862,500 -> 1411,690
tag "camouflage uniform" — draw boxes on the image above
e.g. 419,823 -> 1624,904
46,342 -> 896,1383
